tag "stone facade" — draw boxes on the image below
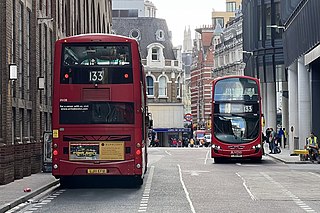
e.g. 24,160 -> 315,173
213,12 -> 244,78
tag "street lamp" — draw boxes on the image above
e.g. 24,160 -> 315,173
267,25 -> 286,30
242,50 -> 253,55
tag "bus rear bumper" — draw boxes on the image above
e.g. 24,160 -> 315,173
211,148 -> 263,159
52,159 -> 143,177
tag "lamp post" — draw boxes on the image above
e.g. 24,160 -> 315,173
267,25 -> 286,30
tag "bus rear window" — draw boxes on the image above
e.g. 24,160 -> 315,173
61,44 -> 133,84
59,102 -> 134,124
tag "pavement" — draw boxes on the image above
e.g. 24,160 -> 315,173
0,148 -> 312,213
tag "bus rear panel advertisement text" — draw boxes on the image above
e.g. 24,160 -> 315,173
51,34 -> 149,185
211,76 -> 263,162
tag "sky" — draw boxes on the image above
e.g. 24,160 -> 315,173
151,0 -> 226,46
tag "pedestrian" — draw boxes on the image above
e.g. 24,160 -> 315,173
154,139 -> 159,147
306,132 -> 319,162
183,137 -> 189,147
189,138 -> 194,147
172,138 -> 177,147
269,128 -> 277,154
265,127 -> 272,151
283,128 -> 287,148
277,127 -> 284,147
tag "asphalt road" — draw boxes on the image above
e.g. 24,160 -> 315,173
11,147 -> 320,213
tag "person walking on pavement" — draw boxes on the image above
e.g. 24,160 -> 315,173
269,128 -> 277,154
265,128 -> 272,153
307,132 -> 319,162
277,127 -> 284,147
283,128 -> 288,148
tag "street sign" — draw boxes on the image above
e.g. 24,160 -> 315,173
184,113 -> 192,121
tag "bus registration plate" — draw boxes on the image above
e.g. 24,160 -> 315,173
87,169 -> 108,174
231,154 -> 242,157
231,151 -> 242,157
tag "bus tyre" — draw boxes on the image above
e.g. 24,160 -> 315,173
135,176 -> 143,187
214,158 -> 223,163
251,157 -> 262,163
59,177 -> 69,188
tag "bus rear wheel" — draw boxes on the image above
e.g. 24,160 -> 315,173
59,176 -> 71,188
251,157 -> 262,163
134,176 -> 143,187
214,158 -> 223,163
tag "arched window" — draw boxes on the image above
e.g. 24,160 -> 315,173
146,76 -> 154,96
159,76 -> 167,97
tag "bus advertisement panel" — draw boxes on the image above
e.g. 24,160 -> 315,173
51,34 -> 150,186
211,76 -> 263,163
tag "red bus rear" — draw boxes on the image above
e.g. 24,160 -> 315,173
51,34 -> 150,185
211,75 -> 263,163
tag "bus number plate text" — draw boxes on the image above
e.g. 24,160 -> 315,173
87,169 -> 108,174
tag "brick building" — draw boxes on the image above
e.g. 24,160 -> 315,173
190,26 -> 214,130
0,0 -> 112,184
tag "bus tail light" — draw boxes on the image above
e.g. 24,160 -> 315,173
53,164 -> 58,169
136,164 -> 141,169
136,143 -> 141,148
53,150 -> 58,156
135,149 -> 141,156
53,143 -> 58,148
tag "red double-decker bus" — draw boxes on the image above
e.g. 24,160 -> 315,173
51,34 -> 151,186
211,76 -> 263,163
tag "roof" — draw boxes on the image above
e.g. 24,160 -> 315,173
112,17 -> 176,59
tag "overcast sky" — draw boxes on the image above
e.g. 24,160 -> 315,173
150,0 -> 226,46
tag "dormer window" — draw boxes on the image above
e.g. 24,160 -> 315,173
152,47 -> 159,61
156,29 -> 165,41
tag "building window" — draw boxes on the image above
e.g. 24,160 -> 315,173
19,108 -> 24,143
176,77 -> 182,98
226,2 -> 237,12
27,110 -> 32,139
112,9 -> 138,17
146,76 -> 154,96
274,2 -> 282,40
18,2 -> 24,99
129,29 -> 141,40
159,76 -> 167,97
213,17 -> 224,28
265,4 -> 271,40
26,10 -> 31,100
156,29 -> 165,41
152,47 -> 159,61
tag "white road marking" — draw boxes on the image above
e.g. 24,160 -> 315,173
204,150 -> 210,164
165,150 -> 172,156
236,173 -> 256,201
178,164 -> 196,213
138,166 -> 155,212
261,172 -> 316,213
